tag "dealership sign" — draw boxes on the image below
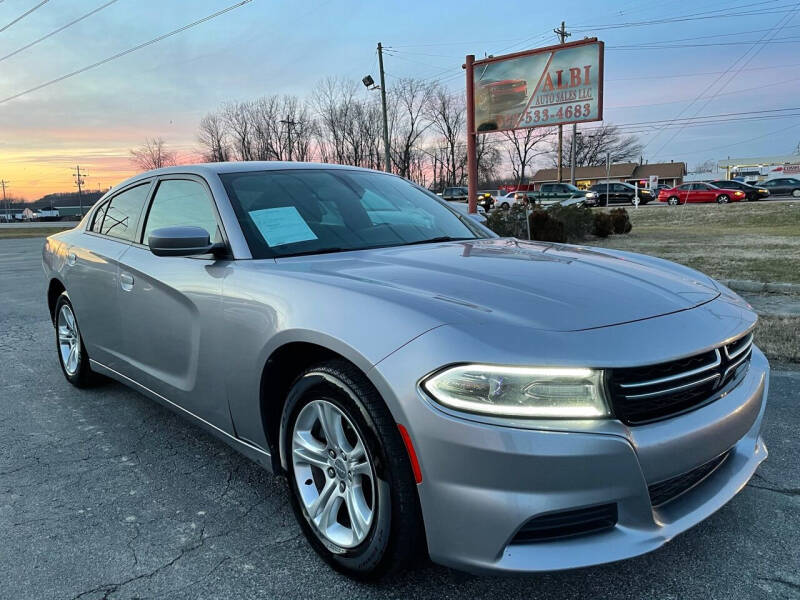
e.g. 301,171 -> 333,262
471,39 -> 604,134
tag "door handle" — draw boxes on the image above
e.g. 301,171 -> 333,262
67,252 -> 77,266
120,272 -> 134,292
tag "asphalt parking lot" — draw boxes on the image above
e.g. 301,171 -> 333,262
1,236 -> 799,600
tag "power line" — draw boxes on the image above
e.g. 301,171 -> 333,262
0,0 -> 51,34
572,1 -> 797,31
0,0 -> 121,64
608,36 -> 800,50
0,0 -> 253,106
647,6 -> 799,157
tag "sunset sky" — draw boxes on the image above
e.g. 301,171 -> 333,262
1,0 -> 798,200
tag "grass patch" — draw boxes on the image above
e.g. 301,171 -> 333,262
0,226 -> 71,239
756,315 -> 800,363
588,201 -> 800,283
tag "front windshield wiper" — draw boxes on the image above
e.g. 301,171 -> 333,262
279,247 -> 350,258
402,236 -> 475,246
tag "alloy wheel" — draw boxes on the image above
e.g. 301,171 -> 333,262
793,189 -> 800,198
668,196 -> 679,206
57,304 -> 81,376
291,399 -> 376,548
717,195 -> 729,204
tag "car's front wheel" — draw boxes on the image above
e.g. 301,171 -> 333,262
281,360 -> 424,579
717,194 -> 730,204
792,189 -> 800,198
54,292 -> 97,387
501,202 -> 510,210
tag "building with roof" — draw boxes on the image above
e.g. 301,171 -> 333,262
717,155 -> 800,183
531,161 -> 686,190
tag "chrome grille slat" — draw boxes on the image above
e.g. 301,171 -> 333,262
609,332 -> 754,425
623,373 -> 721,400
723,346 -> 752,382
619,350 -> 721,389
724,332 -> 753,360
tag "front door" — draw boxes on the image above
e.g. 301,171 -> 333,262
115,176 -> 233,430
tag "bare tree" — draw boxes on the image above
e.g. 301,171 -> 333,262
550,124 -> 643,167
426,87 -> 465,185
692,159 -> 716,173
390,78 -> 434,178
222,101 -> 256,161
501,128 -> 553,184
129,137 -> 178,170
198,113 -> 230,162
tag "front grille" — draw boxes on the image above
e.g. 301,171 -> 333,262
648,450 -> 731,507
512,503 -> 617,543
608,332 -> 753,425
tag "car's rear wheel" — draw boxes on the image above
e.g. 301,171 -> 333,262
667,196 -> 680,206
501,202 -> 510,210
281,360 -> 424,579
54,292 -> 96,387
717,194 -> 730,204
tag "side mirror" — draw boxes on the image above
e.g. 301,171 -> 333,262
148,226 -> 221,257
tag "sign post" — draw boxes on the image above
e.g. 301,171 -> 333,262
465,54 -> 478,214
465,38 -> 603,214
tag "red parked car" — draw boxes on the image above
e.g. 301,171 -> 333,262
476,79 -> 527,109
658,182 -> 747,205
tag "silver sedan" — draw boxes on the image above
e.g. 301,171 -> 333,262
42,162 -> 768,579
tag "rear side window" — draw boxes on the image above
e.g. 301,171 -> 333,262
142,179 -> 221,244
101,183 -> 150,241
90,200 -> 109,233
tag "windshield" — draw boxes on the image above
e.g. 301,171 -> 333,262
221,169 -> 487,259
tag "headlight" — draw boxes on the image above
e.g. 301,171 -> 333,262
759,189 -> 768,193
422,364 -> 609,418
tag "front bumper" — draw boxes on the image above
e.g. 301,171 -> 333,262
374,342 -> 769,574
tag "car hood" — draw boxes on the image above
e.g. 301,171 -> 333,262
275,238 -> 721,332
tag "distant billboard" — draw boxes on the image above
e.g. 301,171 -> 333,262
472,39 -> 603,134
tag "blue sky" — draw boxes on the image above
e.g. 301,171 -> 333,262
1,0 -> 798,197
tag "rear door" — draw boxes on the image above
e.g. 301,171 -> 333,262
115,175 -> 234,430
65,181 -> 152,369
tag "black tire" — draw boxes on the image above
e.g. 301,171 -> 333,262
667,196 -> 680,206
53,292 -> 98,387
501,202 -> 510,210
792,189 -> 800,198
280,360 -> 425,579
717,194 -> 730,204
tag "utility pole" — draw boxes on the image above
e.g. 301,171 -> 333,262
1,179 -> 9,221
605,151 -> 611,208
377,42 -> 391,173
570,130 -> 579,185
279,115 -> 299,161
554,21 -> 570,183
73,165 -> 87,217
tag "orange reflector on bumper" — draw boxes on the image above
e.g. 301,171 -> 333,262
397,424 -> 422,484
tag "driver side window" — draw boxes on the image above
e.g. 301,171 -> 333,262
142,179 -> 221,245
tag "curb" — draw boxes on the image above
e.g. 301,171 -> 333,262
719,279 -> 800,294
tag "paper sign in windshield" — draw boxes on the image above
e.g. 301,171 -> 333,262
249,206 -> 318,247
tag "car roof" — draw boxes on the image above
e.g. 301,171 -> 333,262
110,161 -> 378,193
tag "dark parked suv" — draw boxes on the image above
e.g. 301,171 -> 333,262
589,182 -> 654,205
710,180 -> 770,201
